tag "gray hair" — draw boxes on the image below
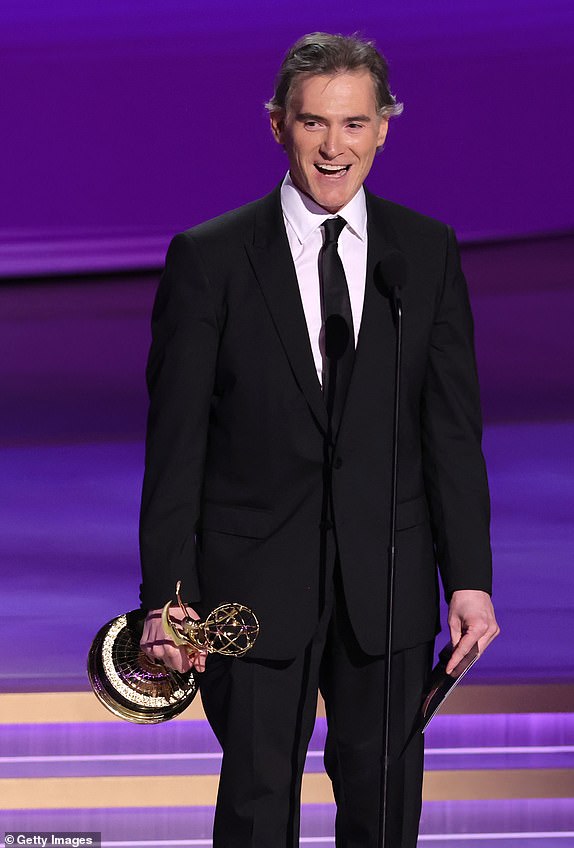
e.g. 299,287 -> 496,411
265,32 -> 403,119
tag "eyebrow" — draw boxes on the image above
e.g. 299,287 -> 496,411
296,112 -> 372,123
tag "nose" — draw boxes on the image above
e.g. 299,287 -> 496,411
319,125 -> 343,159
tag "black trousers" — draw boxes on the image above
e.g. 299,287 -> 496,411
200,577 -> 433,847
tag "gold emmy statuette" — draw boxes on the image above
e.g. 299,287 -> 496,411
88,581 -> 259,723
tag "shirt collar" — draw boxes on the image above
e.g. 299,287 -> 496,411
280,172 -> 367,245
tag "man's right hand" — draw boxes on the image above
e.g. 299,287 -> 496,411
140,605 -> 207,673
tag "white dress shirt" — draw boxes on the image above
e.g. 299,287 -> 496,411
280,173 -> 368,386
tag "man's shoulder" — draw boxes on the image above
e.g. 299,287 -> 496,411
180,187 -> 280,246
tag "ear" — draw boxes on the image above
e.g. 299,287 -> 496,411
270,110 -> 286,145
376,117 -> 389,150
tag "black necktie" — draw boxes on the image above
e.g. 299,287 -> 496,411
320,216 -> 355,431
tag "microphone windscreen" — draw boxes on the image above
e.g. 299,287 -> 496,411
374,251 -> 408,298
324,314 -> 350,360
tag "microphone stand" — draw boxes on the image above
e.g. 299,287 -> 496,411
379,284 -> 403,848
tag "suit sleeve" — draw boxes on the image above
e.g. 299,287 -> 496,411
138,232 -> 219,610
421,225 -> 492,601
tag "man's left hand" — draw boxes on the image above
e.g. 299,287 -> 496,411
446,589 -> 500,674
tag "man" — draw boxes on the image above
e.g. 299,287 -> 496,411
139,33 -> 499,847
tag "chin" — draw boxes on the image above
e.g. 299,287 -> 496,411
296,171 -> 352,212
312,181 -> 357,213
315,192 -> 348,213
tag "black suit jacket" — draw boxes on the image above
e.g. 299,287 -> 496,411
139,185 -> 492,659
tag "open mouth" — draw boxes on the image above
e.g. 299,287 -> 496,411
314,164 -> 351,176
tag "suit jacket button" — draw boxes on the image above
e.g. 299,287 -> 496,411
333,457 -> 343,469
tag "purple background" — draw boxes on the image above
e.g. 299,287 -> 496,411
1,1 -> 573,688
2,0 -> 574,276
1,8 -> 572,841
1,1 -> 573,690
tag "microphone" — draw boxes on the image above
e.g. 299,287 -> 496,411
375,249 -> 407,848
374,251 -> 407,313
324,313 -> 350,361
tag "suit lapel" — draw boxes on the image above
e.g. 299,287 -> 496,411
245,187 -> 328,433
336,191 -> 402,443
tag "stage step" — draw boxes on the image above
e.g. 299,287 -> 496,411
2,803 -> 574,847
2,802 -> 574,846
2,683 -> 574,723
2,714 -> 574,780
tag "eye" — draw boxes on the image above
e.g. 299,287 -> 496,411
347,122 -> 364,130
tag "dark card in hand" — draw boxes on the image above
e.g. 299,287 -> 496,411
420,641 -> 480,732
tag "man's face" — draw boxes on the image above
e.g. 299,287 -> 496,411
271,70 -> 388,213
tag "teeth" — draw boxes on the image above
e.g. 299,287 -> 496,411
316,164 -> 349,174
